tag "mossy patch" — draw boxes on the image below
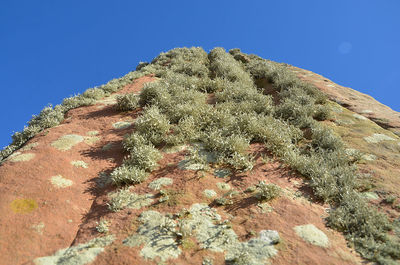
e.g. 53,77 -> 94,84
112,121 -> 132,130
71,160 -> 88,168
33,235 -> 115,265
8,153 -> 35,162
10,198 -> 38,213
50,175 -> 73,188
294,224 -> 330,248
51,134 -> 84,151
148,177 -> 173,190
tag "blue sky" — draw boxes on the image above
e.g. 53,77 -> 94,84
1,0 -> 399,148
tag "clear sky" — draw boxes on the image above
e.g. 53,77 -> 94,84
1,0 -> 399,149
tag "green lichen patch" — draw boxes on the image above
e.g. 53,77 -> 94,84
112,121 -> 132,130
225,230 -> 279,265
364,133 -> 396,144
294,224 -> 330,248
148,177 -> 173,190
10,198 -> 38,213
102,143 -> 114,151
33,235 -> 115,265
8,153 -> 35,162
84,136 -> 101,145
123,211 -> 182,261
71,160 -> 88,168
204,189 -> 217,198
217,182 -> 231,191
108,188 -> 153,212
87,130 -> 99,136
214,168 -> 231,178
51,134 -> 84,151
50,175 -> 73,188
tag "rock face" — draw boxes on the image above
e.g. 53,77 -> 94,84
0,48 -> 399,265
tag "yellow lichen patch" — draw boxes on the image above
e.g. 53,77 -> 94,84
50,175 -> 73,188
51,134 -> 84,151
84,136 -> 101,145
8,153 -> 35,162
10,198 -> 38,213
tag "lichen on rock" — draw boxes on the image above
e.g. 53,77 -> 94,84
108,188 -> 153,212
148,177 -> 173,190
123,210 -> 181,261
294,224 -> 330,248
50,175 -> 73,188
33,235 -> 115,265
51,134 -> 84,151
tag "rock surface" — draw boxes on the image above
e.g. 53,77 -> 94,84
1,56 -> 400,265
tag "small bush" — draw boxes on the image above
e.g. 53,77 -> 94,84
96,219 -> 110,233
123,132 -> 149,152
124,143 -> 162,172
110,165 -> 148,186
82,87 -> 108,100
255,181 -> 281,201
135,106 -> 171,146
311,125 -> 343,151
115,93 -> 140,111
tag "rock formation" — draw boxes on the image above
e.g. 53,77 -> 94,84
0,47 -> 399,265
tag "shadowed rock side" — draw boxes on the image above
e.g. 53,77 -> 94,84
1,47 -> 400,265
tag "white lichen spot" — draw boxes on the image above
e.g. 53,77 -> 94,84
361,109 -> 373,114
87,131 -> 99,136
33,235 -> 114,265
20,142 -> 39,151
364,133 -> 396,144
8,153 -> 35,162
217,182 -> 231,191
108,188 -> 153,212
294,224 -> 330,248
148,177 -> 173,190
112,121 -> 132,130
352,113 -> 368,121
362,154 -> 377,161
51,134 -> 84,151
71,160 -> 88,168
50,175 -> 73,188
84,136 -> 101,145
31,222 -> 45,235
204,189 -> 217,198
